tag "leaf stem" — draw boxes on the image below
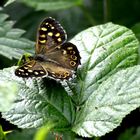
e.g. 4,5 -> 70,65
34,121 -> 57,140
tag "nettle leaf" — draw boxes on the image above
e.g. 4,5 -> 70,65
0,13 -> 34,59
72,66 -> 140,137
69,23 -> 140,137
18,0 -> 82,11
69,22 -> 139,104
0,67 -> 19,112
2,67 -> 75,129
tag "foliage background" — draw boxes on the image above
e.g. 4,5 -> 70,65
0,0 -> 140,140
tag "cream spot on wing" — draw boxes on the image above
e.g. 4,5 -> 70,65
51,72 -> 55,74
67,47 -> 73,50
40,71 -> 45,74
24,67 -> 28,69
18,69 -> 24,72
62,50 -> 67,55
70,61 -> 76,66
18,72 -> 21,74
65,72 -> 70,76
25,73 -> 29,75
39,40 -> 46,43
51,26 -> 55,29
71,55 -> 77,60
26,65 -> 32,68
34,71 -> 39,75
28,69 -> 33,73
48,32 -> 53,36
57,38 -> 62,42
46,22 -> 49,25
40,27 -> 47,31
52,74 -> 56,77
57,46 -> 61,49
55,33 -> 60,37
40,34 -> 46,38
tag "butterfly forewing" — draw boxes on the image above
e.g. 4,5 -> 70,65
36,17 -> 67,54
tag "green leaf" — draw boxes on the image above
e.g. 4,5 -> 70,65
72,65 -> 140,137
34,121 -> 56,140
0,67 -> 18,112
68,22 -> 139,104
0,13 -> 34,59
2,67 -> 75,129
18,0 -> 82,11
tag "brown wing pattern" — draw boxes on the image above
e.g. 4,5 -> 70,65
36,17 -> 67,54
15,17 -> 81,80
15,60 -> 47,78
42,42 -> 81,70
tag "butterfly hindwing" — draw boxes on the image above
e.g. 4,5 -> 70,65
15,60 -> 47,78
42,61 -> 73,79
41,42 -> 81,70
36,17 -> 67,54
60,42 -> 81,69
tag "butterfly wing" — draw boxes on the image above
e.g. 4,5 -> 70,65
15,43 -> 80,79
41,61 -> 74,79
15,17 -> 81,80
15,60 -> 48,78
41,42 -> 81,70
32,42 -> 81,79
15,59 -> 73,79
36,17 -> 67,54
58,42 -> 81,70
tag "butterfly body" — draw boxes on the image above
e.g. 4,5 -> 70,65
15,17 -> 81,80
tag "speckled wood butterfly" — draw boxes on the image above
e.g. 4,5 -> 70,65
15,17 -> 81,80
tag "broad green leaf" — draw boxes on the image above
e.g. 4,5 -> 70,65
18,0 -> 83,11
2,66 -> 75,129
0,13 -> 34,59
0,67 -> 18,112
68,22 -> 139,104
72,65 -> 140,137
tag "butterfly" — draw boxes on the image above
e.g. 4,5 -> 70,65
15,17 -> 81,80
